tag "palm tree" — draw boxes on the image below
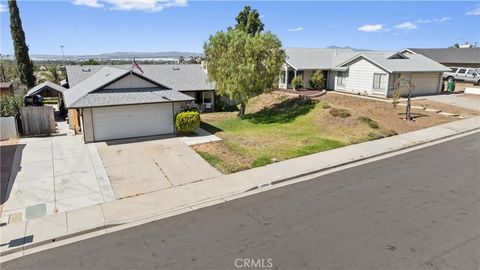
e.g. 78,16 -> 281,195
41,65 -> 61,84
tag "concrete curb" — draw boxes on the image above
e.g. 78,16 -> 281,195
1,122 -> 479,260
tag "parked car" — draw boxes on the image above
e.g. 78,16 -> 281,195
443,67 -> 480,85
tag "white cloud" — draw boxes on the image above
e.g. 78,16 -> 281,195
395,22 -> 417,30
286,27 -> 304,32
72,0 -> 187,12
415,19 -> 431,24
434,17 -> 451,23
0,3 -> 7,13
358,24 -> 384,32
73,0 -> 104,8
466,6 -> 480,16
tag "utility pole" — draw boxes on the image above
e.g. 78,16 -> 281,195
60,45 -> 65,67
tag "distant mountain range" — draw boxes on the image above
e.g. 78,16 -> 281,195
1,51 -> 204,61
2,47 -> 375,61
326,46 -> 376,52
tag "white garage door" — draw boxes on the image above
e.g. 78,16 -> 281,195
411,73 -> 441,96
92,103 -> 173,141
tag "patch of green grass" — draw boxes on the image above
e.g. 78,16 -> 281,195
292,138 -> 344,156
252,154 -> 272,167
358,116 -> 379,129
197,151 -> 221,166
367,129 -> 398,141
243,97 -> 317,124
329,108 -> 351,118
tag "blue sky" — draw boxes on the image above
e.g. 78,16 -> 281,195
1,1 -> 479,55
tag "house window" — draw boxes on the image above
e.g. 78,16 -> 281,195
297,70 -> 304,79
389,73 -> 401,89
373,73 -> 387,90
203,91 -> 212,104
337,72 -> 347,86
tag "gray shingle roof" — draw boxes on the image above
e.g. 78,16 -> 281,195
406,48 -> 480,64
284,48 -> 450,73
63,66 -> 194,108
285,48 -> 356,70
66,64 -> 214,91
64,66 -> 130,107
26,81 -> 67,97
340,52 -> 451,73
71,88 -> 194,108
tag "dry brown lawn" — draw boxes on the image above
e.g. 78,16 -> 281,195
194,92 -> 472,173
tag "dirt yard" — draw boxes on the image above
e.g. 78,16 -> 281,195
320,93 -> 478,134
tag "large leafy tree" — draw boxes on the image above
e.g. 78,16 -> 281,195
8,0 -> 35,88
204,29 -> 285,117
235,6 -> 264,35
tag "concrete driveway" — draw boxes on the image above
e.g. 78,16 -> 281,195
96,136 -> 222,199
0,135 -> 115,224
422,93 -> 480,111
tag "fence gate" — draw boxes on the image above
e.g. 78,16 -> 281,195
19,106 -> 55,136
0,117 -> 19,140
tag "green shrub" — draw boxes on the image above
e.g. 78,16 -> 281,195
291,76 -> 304,90
175,111 -> 201,135
358,116 -> 379,129
322,103 -> 331,109
0,95 -> 24,117
329,108 -> 351,118
309,70 -> 325,90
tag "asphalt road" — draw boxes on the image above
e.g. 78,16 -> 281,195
3,133 -> 480,270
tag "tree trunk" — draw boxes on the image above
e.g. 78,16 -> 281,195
406,90 -> 412,121
238,102 -> 246,118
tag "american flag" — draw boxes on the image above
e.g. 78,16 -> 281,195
131,58 -> 144,74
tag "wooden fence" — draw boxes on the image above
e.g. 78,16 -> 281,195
19,106 -> 55,136
0,117 -> 19,140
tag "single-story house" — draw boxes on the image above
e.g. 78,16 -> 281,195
0,82 -> 13,96
401,48 -> 480,68
280,48 -> 451,97
63,65 -> 214,142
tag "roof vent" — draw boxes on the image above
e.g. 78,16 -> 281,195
173,67 -> 180,70
82,68 -> 91,72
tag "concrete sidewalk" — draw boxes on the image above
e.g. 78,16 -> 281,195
1,116 -> 479,260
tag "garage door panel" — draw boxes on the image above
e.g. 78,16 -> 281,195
92,104 -> 173,141
411,73 -> 441,95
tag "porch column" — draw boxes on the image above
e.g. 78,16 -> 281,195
285,67 -> 289,89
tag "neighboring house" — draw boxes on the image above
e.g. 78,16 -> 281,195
0,82 -> 13,96
63,66 -> 198,142
401,48 -> 480,68
280,48 -> 451,97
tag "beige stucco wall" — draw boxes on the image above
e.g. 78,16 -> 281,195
81,108 -> 95,143
104,74 -> 158,89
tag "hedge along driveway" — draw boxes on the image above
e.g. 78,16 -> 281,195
193,94 -> 392,174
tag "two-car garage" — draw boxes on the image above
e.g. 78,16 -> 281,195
90,103 -> 175,141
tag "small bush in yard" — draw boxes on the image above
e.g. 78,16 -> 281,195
309,70 -> 325,90
329,108 -> 351,118
358,116 -> 379,129
322,103 -> 331,109
175,111 -> 201,135
291,76 -> 304,90
0,95 -> 24,117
